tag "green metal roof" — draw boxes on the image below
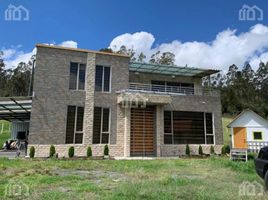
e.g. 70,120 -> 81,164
0,96 -> 32,121
129,62 -> 220,77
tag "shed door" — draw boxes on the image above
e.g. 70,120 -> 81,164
233,127 -> 247,149
130,107 -> 155,156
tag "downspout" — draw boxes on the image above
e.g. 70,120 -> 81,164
28,59 -> 36,97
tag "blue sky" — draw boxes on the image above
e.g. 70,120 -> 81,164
1,0 -> 268,70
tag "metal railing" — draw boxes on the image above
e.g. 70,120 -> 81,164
128,83 -> 219,96
247,141 -> 268,153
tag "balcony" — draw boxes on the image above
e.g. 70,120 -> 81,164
128,83 -> 220,97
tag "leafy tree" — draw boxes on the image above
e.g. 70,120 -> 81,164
99,48 -> 113,53
137,52 -> 146,62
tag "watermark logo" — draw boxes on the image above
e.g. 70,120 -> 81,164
239,5 -> 263,21
121,93 -> 148,108
239,181 -> 264,196
4,4 -> 29,21
5,180 -> 30,197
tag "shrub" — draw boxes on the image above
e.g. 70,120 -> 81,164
198,145 -> 203,155
104,144 -> 109,156
29,146 -> 35,158
186,144 -> 190,156
210,145 -> 215,155
68,146 -> 75,158
247,152 -> 257,160
49,145 -> 56,158
87,146 -> 92,157
221,145 -> 230,155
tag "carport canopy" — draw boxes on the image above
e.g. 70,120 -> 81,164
0,96 -> 32,121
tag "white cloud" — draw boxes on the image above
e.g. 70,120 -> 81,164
109,24 -> 268,71
2,40 -> 78,68
58,40 -> 78,48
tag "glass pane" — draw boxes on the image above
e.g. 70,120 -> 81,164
78,64 -> 86,90
173,111 -> 205,144
205,113 -> 213,134
101,133 -> 109,144
76,107 -> 84,131
65,106 -> 76,143
95,65 -> 103,91
102,108 -> 110,132
103,67 -> 110,92
164,111 -> 172,133
164,134 -> 173,144
206,136 -> 214,144
254,132 -> 262,140
93,107 -> 102,144
69,63 -> 78,90
75,133 -> 83,144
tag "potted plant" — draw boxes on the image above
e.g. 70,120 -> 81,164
104,144 -> 109,159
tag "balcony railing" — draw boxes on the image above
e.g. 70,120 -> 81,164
247,141 -> 268,153
128,83 -> 219,97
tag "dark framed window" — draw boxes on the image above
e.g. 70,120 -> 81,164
93,107 -> 110,144
164,111 -> 214,144
65,106 -> 84,144
253,131 -> 262,140
95,65 -> 111,92
69,62 -> 86,90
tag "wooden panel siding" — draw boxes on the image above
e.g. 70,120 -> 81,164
130,107 -> 155,156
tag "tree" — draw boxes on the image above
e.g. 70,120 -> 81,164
137,52 -> 146,62
99,48 -> 113,53
150,51 -> 175,65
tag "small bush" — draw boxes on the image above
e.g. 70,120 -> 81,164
104,144 -> 109,156
210,145 -> 215,155
198,145 -> 203,155
221,145 -> 230,155
49,145 -> 56,158
29,146 -> 35,158
186,144 -> 190,156
68,146 -> 75,158
87,146 -> 92,157
247,152 -> 257,160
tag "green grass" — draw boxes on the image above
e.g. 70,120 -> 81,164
222,116 -> 233,145
0,120 -> 11,147
0,157 -> 266,200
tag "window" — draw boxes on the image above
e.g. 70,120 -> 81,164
65,106 -> 84,144
93,107 -> 110,144
253,131 -> 262,140
164,111 -> 214,144
69,62 -> 86,90
95,65 -> 111,92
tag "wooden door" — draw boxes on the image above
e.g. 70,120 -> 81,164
130,107 -> 155,156
233,127 -> 247,149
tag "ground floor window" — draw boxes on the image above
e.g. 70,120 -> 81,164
65,106 -> 84,144
164,111 -> 214,144
93,107 -> 110,144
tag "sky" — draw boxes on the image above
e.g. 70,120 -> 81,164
1,0 -> 268,71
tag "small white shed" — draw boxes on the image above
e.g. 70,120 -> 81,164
227,109 -> 268,152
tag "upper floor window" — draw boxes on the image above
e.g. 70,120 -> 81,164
69,62 -> 86,90
95,65 -> 111,92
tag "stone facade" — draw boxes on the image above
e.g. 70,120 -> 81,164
29,44 -> 223,158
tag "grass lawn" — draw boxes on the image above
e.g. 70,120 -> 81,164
0,157 -> 266,200
222,116 -> 233,145
0,120 -> 11,147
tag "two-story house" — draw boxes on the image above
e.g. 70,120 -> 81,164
0,44 -> 223,157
